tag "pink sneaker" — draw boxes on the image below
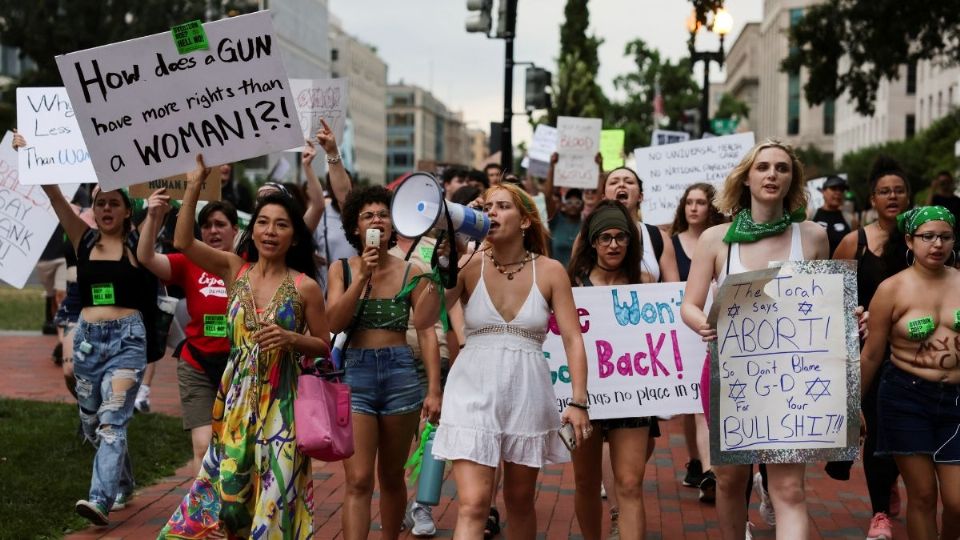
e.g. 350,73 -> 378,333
889,484 -> 901,517
866,512 -> 893,540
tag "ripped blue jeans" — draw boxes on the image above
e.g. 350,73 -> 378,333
73,312 -> 146,510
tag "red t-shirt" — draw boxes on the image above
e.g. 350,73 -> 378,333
166,254 -> 231,371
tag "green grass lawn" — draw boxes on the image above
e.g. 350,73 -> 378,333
0,286 -> 45,331
0,398 -> 191,539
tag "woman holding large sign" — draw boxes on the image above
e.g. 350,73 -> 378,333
567,199 -> 656,540
860,206 -> 960,540
433,182 -> 591,539
680,140 -> 830,540
159,155 -> 331,539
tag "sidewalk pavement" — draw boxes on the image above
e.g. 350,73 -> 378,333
0,331 -> 908,539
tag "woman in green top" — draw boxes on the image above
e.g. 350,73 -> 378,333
325,185 -> 443,540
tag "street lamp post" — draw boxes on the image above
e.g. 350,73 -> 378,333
687,8 -> 732,138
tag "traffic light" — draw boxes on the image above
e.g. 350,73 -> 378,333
525,67 -> 552,110
465,0 -> 492,34
682,108 -> 700,137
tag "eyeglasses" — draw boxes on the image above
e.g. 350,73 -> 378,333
596,232 -> 630,246
564,198 -> 584,207
874,188 -> 907,197
913,232 -> 955,244
359,210 -> 390,221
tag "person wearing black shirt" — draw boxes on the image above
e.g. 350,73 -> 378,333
926,170 -> 960,228
812,175 -> 851,256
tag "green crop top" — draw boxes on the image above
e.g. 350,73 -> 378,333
905,310 -> 960,341
351,261 -> 413,332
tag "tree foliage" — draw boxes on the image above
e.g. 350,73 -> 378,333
607,39 -> 701,150
714,93 -> 750,121
782,0 -> 960,116
548,0 -> 607,125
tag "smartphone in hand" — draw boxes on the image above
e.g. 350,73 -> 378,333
366,228 -> 381,248
559,423 -> 576,451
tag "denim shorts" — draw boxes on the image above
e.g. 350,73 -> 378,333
876,363 -> 960,462
344,345 -> 424,416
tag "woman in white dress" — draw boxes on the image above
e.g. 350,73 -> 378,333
433,182 -> 592,539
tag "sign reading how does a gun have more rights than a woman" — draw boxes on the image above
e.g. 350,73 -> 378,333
707,260 -> 861,465
544,282 -> 707,419
55,11 -> 303,191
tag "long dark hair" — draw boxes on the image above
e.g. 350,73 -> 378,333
567,200 -> 642,285
872,156 -> 913,275
670,182 -> 725,235
236,192 -> 318,277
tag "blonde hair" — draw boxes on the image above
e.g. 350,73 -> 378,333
715,139 -> 807,215
484,183 -> 549,255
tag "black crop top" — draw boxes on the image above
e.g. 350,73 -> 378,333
76,229 -> 155,311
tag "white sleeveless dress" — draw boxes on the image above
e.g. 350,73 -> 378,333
432,256 -> 569,468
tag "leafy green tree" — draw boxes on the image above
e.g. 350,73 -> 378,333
782,0 -> 960,116
795,144 -> 835,181
607,39 -> 701,150
547,0 -> 607,125
714,93 -> 750,121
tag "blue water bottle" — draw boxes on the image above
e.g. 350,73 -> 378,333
416,430 -> 445,506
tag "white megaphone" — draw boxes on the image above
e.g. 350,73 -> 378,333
391,172 -> 490,241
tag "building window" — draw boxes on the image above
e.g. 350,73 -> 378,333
823,98 -> 835,135
906,114 -> 916,138
391,153 -> 412,167
388,113 -> 414,127
331,48 -> 338,62
906,61 -> 917,95
787,73 -> 801,135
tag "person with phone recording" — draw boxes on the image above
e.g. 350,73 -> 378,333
431,182 -> 591,539
325,185 -> 443,540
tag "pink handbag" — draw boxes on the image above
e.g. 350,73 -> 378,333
294,370 -> 354,461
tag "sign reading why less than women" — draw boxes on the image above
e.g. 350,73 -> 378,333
544,283 -> 707,419
16,88 -> 97,185
288,78 -> 348,149
555,116 -> 601,189
634,132 -> 755,225
707,261 -> 861,465
0,131 -> 80,288
55,11 -> 303,191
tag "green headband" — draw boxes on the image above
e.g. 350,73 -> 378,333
588,206 -> 631,243
896,205 -> 956,235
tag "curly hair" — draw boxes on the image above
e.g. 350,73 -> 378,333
670,183 -> 725,235
236,192 -> 318,277
715,139 -> 807,215
483,183 -> 549,255
567,200 -> 642,285
341,185 -> 399,250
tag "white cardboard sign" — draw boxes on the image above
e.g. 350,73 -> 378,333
55,11 -> 303,190
526,124 -> 558,178
555,116 -> 601,189
16,87 -> 97,185
288,78 -> 348,150
544,283 -> 707,419
634,132 -> 755,225
0,131 -> 80,288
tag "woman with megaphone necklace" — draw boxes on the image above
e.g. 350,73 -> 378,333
433,182 -> 591,540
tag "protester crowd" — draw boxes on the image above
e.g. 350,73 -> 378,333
16,120 -> 960,540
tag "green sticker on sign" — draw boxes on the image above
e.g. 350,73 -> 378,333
91,284 -> 115,306
418,245 -> 435,262
171,20 -> 209,54
204,314 -> 228,338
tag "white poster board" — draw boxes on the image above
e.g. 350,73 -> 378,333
16,88 -> 97,185
555,116 -> 601,189
0,131 -> 80,288
545,283 -> 707,419
55,11 -> 303,190
651,129 -> 690,146
634,132 -> 755,225
707,261 -> 861,464
288,78 -> 348,150
525,124 -> 557,177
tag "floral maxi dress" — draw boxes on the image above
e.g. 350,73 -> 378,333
160,265 -> 313,539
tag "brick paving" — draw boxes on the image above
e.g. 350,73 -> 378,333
1,331 -> 910,539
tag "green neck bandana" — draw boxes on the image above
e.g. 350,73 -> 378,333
724,207 -> 807,244
896,205 -> 956,234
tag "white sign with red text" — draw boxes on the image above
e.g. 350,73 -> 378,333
555,116 -> 601,188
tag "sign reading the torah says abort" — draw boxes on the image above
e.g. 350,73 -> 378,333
544,282 -> 707,419
707,260 -> 861,464
55,11 -> 303,191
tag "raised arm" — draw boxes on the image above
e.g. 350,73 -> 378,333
174,154 -> 243,284
681,225 -> 722,341
544,152 -> 558,219
300,140 -> 323,231
13,131 -> 89,250
317,119 -> 352,211
325,249 -> 377,333
136,189 -> 173,281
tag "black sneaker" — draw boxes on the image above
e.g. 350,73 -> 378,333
698,470 -> 717,504
683,459 -> 704,487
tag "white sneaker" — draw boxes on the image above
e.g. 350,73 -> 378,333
409,502 -> 437,537
134,384 -> 150,413
753,472 -> 776,526
745,521 -> 754,540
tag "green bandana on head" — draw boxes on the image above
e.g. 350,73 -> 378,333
588,206 -> 630,244
896,205 -> 956,235
723,207 -> 807,244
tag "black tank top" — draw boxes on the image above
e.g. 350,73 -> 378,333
76,229 -> 155,311
672,235 -> 692,281
855,228 -> 887,310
